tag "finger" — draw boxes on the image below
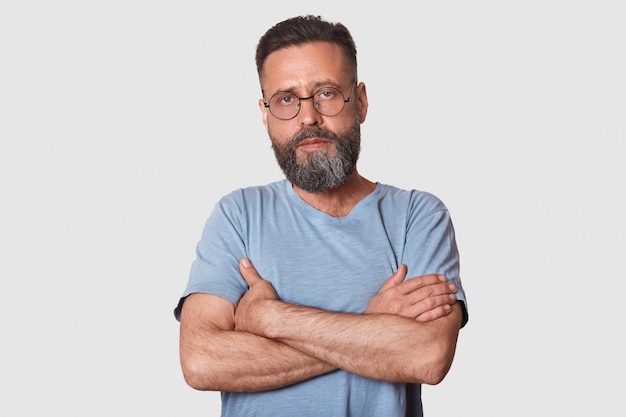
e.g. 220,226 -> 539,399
406,283 -> 458,308
412,290 -> 456,315
399,274 -> 456,295
394,273 -> 440,295
378,264 -> 408,292
416,303 -> 453,323
239,258 -> 263,287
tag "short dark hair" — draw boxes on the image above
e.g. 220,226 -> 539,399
255,15 -> 357,80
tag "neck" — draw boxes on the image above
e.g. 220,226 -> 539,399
292,169 -> 376,217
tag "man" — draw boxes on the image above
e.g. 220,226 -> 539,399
174,15 -> 468,417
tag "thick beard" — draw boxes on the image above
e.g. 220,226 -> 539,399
270,116 -> 361,194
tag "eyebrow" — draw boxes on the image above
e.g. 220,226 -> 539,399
269,80 -> 342,96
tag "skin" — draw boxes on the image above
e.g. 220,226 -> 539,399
179,41 -> 463,392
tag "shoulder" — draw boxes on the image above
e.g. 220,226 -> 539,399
376,183 -> 448,215
217,180 -> 287,209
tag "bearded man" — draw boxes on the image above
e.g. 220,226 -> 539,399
174,15 -> 468,417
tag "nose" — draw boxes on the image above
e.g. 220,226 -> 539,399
297,96 -> 322,125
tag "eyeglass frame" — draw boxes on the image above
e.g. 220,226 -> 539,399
262,81 -> 357,120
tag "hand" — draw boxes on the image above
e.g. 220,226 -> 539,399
365,264 -> 457,322
234,258 -> 279,333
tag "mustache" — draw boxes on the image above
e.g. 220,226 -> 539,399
290,127 -> 339,147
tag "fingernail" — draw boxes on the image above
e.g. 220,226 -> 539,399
241,258 -> 251,267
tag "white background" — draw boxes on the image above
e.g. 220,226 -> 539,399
1,1 -> 624,416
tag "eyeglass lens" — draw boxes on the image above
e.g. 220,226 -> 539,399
268,87 -> 347,120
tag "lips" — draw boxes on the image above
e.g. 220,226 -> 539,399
297,138 -> 329,147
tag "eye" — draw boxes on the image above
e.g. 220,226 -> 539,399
315,88 -> 336,101
272,93 -> 297,107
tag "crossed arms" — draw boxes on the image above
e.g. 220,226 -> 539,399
179,259 -> 463,392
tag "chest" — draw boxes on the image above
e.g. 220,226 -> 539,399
247,215 -> 406,313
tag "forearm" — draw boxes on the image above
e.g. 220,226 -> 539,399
181,322 -> 335,392
250,300 -> 462,385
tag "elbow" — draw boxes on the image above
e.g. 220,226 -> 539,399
182,370 -> 208,392
411,353 -> 454,386
408,341 -> 456,386
181,360 -> 208,391
420,358 -> 453,385
181,353 -> 220,391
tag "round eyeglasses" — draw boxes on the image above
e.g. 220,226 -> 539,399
263,82 -> 356,120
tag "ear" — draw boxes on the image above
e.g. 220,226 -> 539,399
355,82 -> 368,123
258,98 -> 270,129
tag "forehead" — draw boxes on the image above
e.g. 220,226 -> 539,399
261,42 -> 351,94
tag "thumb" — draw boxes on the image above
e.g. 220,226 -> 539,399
239,258 -> 263,287
378,264 -> 407,292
